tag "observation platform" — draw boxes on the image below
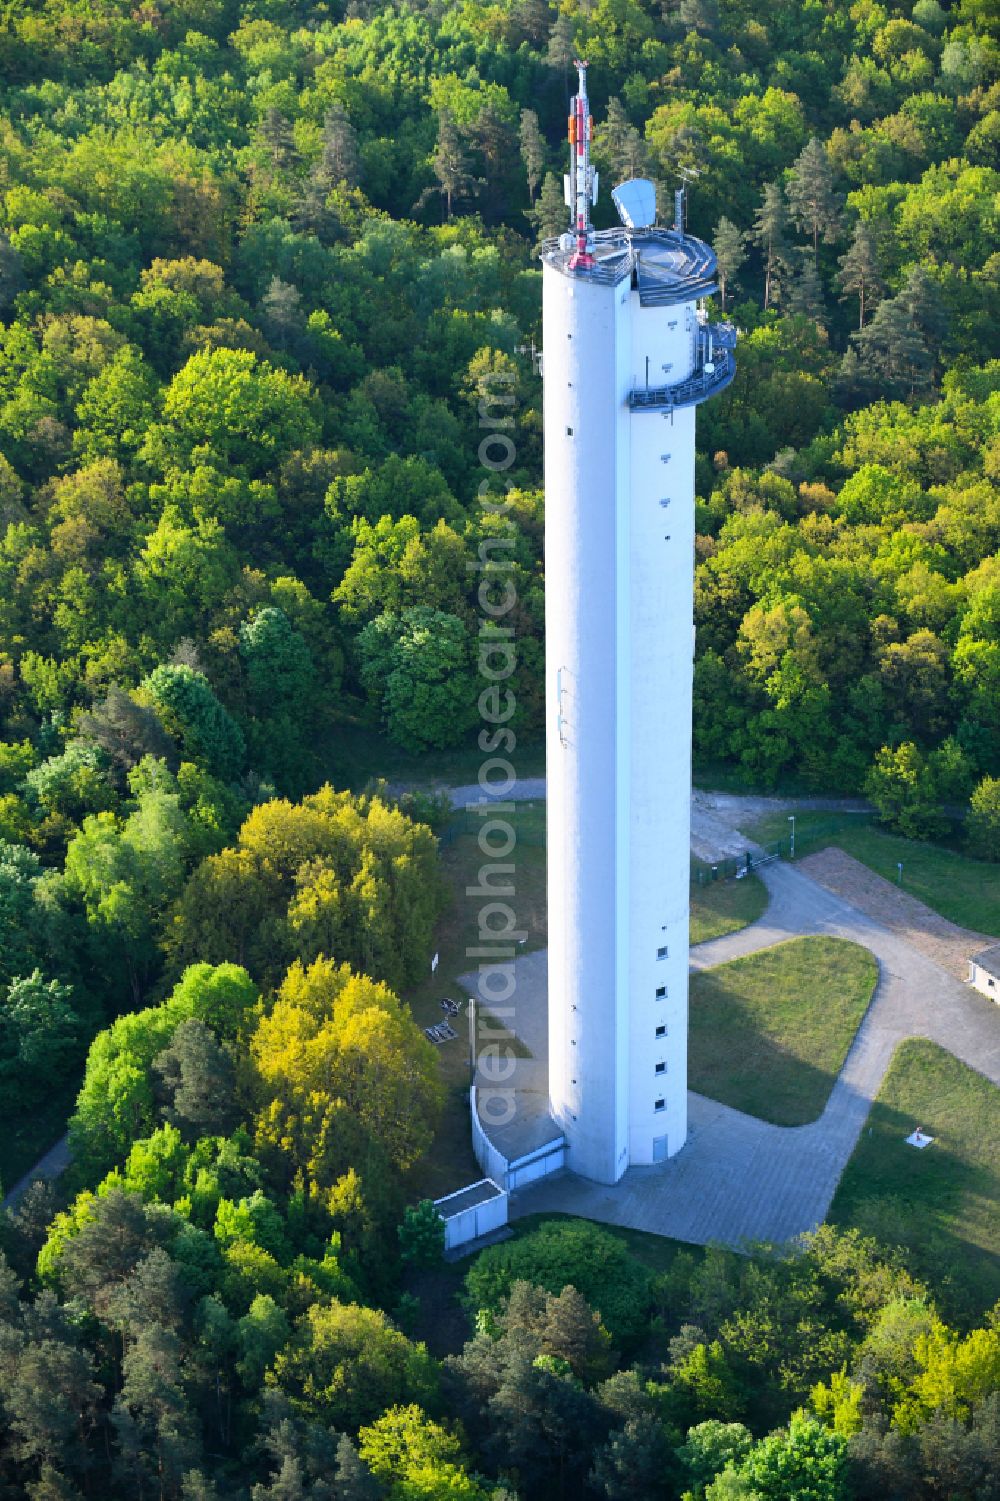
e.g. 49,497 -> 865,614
630,321 -> 737,411
540,224 -> 719,306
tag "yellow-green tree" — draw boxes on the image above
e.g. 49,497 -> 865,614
251,957 -> 442,1173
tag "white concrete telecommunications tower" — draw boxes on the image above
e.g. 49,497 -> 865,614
542,63 -> 736,1185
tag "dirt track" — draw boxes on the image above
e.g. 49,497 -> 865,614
797,846 -> 989,981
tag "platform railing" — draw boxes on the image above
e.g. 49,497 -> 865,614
629,322 -> 737,411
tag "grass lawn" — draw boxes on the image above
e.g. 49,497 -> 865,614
746,811 -> 1000,938
0,1077 -> 79,1200
834,825 -> 1000,938
744,808 -> 875,858
829,1039 -> 1000,1320
404,801 -> 547,1201
690,873 -> 768,945
689,936 -> 877,1125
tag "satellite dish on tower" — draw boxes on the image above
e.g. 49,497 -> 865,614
612,177 -> 657,230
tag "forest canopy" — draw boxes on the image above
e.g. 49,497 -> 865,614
0,0 -> 998,1496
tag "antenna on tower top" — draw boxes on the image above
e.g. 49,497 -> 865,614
674,165 -> 700,234
564,60 -> 597,269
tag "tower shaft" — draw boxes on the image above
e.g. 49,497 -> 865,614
541,183 -> 735,1184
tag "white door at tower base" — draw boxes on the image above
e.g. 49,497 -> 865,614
652,1135 -> 668,1163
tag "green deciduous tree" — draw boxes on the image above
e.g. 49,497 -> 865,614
62,788 -> 193,1004
464,1219 -> 654,1350
398,1200 -> 445,1269
966,777 -> 1000,861
140,665 -> 245,780
678,1419 -> 754,1498
0,970 -> 80,1104
271,1301 -> 438,1430
738,1412 -> 848,1500
67,963 -> 257,1177
150,348 -> 320,476
865,743 -> 946,840
357,607 -> 477,752
360,1403 -> 489,1500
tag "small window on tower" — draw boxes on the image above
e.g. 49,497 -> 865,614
655,985 -> 666,999
657,946 -> 668,960
566,426 -> 574,436
655,1025 -> 666,1038
655,1061 -> 666,1075
654,1098 -> 665,1113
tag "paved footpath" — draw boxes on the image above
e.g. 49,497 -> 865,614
511,861 -> 1000,1247
2,1133 -> 70,1211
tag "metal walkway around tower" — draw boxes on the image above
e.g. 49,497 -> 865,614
540,225 -> 720,306
629,322 -> 737,412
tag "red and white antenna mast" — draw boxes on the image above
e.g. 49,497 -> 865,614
566,59 -> 596,268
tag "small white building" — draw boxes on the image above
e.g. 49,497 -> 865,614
969,945 -> 1000,1003
433,1178 -> 508,1252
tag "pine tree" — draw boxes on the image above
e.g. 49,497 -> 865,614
0,233 -> 24,313
333,1434 -> 382,1500
153,1017 -> 239,1139
320,102 -> 360,186
258,107 -> 299,174
292,173 -> 339,242
834,345 -> 865,403
752,181 -> 789,309
519,109 -> 546,202
679,0 -> 719,32
712,217 -> 746,311
620,127 -> 649,180
599,97 -> 632,180
836,220 -> 884,328
513,0 -> 553,48
901,263 -> 947,375
546,11 -> 577,89
788,250 -> 827,327
786,136 -> 843,260
260,277 -> 304,353
852,294 -> 932,398
113,1326 -> 202,1496
105,1247 -> 190,1339
181,1474 -> 219,1501
472,100 -> 516,220
25,1467 -> 83,1501
425,110 -> 478,219
589,1414 -> 679,1500
527,171 -> 567,244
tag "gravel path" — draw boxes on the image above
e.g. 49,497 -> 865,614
797,847 -> 990,982
2,1134 -> 71,1211
445,777 -> 547,807
510,861 -> 1000,1248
